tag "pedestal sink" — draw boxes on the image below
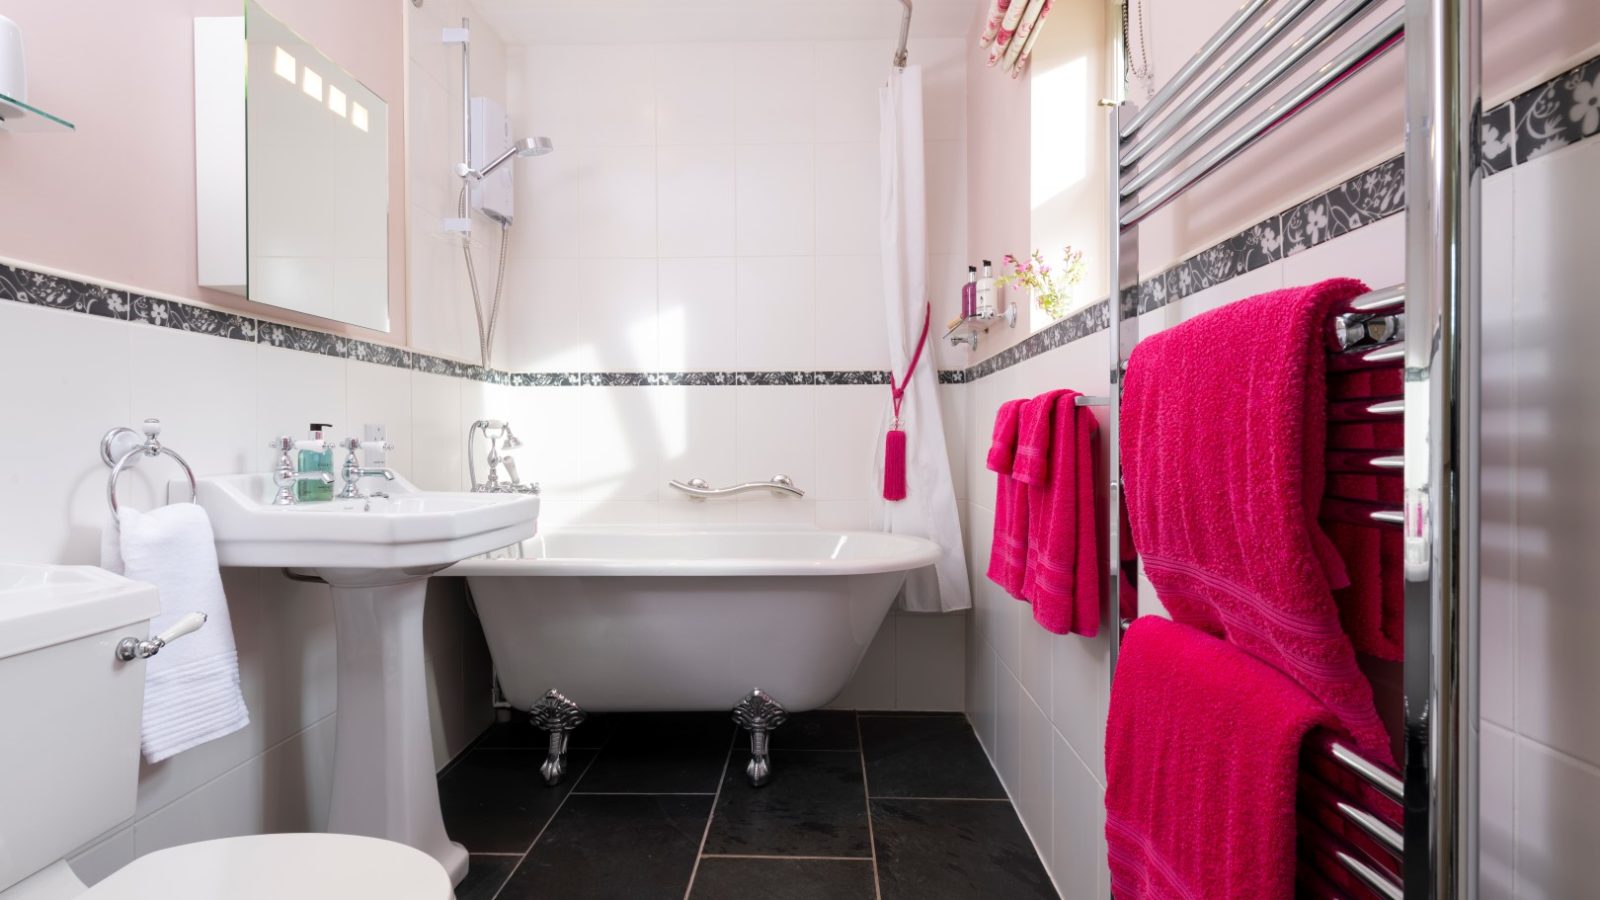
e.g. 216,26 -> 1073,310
190,474 -> 539,887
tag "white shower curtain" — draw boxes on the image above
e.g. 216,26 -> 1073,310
874,66 -> 972,614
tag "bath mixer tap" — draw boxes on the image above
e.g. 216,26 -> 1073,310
336,437 -> 397,500
266,435 -> 334,505
468,419 -> 540,495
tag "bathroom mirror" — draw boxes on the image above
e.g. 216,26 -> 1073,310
194,1 -> 390,331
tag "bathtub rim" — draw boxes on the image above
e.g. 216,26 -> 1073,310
445,527 -> 941,578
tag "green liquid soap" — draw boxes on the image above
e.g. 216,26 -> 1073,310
296,423 -> 335,502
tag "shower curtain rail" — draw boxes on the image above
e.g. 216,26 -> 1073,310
1104,0 -> 1480,892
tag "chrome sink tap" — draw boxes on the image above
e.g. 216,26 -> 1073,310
469,419 -> 540,495
266,435 -> 334,506
336,437 -> 397,500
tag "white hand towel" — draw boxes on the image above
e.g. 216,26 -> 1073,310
101,504 -> 250,763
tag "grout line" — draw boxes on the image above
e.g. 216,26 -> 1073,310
468,852 -> 526,857
699,853 -> 876,861
682,727 -> 740,900
856,712 -> 883,900
866,795 -> 1012,802
485,725 -> 614,900
570,791 -> 719,796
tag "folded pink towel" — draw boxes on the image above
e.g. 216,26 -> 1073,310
1121,278 -> 1392,761
1013,389 -> 1069,486
1106,617 -> 1338,900
986,400 -> 1029,595
1020,390 -> 1102,635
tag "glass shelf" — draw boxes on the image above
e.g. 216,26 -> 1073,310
945,309 -> 1016,349
0,93 -> 75,132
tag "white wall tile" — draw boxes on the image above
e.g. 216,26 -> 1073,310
410,371 -> 464,491
814,41 -> 886,143
1516,736 -> 1600,897
1051,734 -> 1108,900
656,49 -> 736,145
815,254 -> 889,371
658,258 -> 737,370
736,144 -> 815,256
346,360 -> 417,478
68,825 -> 135,888
735,42 -> 816,144
1480,723 -> 1516,900
655,385 -> 737,488
499,257 -> 585,371
578,258 -> 659,372
994,665 -> 1024,794
576,44 -> 657,146
969,637 -> 999,753
658,145 -> 737,258
578,386 -> 666,501
509,144 -> 582,260
814,141 -> 879,256
734,384 -> 816,490
1016,690 -> 1054,847
736,257 -> 816,371
814,385 -> 883,501
579,145 -> 657,258
924,139 -> 967,256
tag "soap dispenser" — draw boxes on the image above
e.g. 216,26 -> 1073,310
297,423 -> 335,502
976,260 -> 998,317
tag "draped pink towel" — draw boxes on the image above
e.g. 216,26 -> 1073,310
1106,616 -> 1338,900
1019,390 -> 1102,635
986,399 -> 1028,595
1120,278 -> 1392,761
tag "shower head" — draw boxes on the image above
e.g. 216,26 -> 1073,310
471,136 -> 556,180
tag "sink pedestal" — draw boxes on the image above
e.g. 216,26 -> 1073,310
323,569 -> 468,887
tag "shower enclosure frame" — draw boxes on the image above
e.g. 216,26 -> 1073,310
1100,0 -> 1481,894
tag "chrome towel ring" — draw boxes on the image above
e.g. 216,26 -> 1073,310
100,418 -> 198,515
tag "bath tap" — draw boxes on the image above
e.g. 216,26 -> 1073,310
468,419 -> 540,495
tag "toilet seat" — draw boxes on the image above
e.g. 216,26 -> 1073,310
81,834 -> 452,900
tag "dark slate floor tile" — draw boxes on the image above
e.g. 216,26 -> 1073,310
703,752 -> 871,857
859,715 -> 1006,799
496,795 -> 712,900
455,855 -> 519,900
475,713 -> 618,750
439,747 -> 595,853
871,799 -> 1057,900
689,857 -> 877,900
574,713 -> 735,794
773,710 -> 859,751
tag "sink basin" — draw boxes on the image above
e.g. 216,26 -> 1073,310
183,473 -> 539,887
189,474 -> 539,571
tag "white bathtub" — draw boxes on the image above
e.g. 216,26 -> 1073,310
448,529 -> 941,713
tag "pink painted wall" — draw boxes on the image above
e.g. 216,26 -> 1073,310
965,4 -> 1034,334
0,0 -> 407,343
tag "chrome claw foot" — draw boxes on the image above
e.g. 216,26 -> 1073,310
731,689 -> 787,788
529,689 -> 585,787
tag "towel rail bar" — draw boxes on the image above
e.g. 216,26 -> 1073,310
1337,801 -> 1406,857
1120,0 -> 1385,193
1337,851 -> 1405,899
1116,0 -> 1274,139
1328,396 -> 1404,422
1326,450 -> 1406,474
1323,496 -> 1405,527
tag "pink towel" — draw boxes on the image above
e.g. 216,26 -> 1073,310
986,400 -> 1029,595
1324,366 -> 1405,660
1013,389 -> 1069,486
1106,616 -> 1338,900
1120,278 -> 1392,761
1019,390 -> 1102,635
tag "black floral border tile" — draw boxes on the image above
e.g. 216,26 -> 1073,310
0,263 -> 127,319
1327,155 -> 1406,237
1282,191 -> 1335,258
1512,56 -> 1600,165
261,322 -> 339,356
129,293 -> 257,341
1480,101 -> 1516,177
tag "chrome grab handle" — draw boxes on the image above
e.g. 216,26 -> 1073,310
116,611 -> 207,662
669,474 -> 805,500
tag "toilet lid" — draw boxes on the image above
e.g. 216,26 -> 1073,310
82,834 -> 452,900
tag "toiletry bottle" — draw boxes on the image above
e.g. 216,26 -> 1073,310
297,423 -> 335,502
962,266 -> 978,318
976,260 -> 998,317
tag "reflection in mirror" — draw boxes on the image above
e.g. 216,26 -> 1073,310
193,2 -> 390,332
